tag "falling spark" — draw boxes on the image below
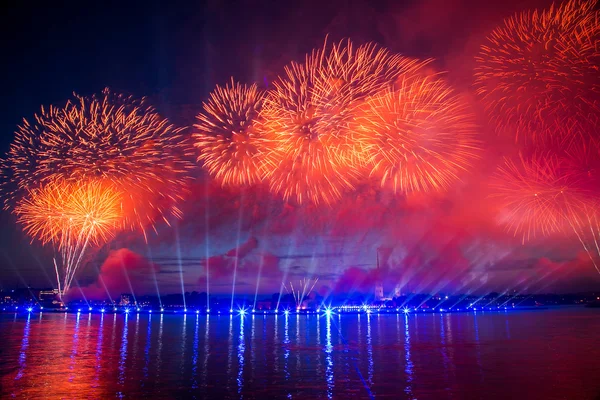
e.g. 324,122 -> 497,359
15,179 -> 122,294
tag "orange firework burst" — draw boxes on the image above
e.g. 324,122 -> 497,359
2,88 -> 194,236
193,79 -> 267,187
15,179 -> 122,294
260,39 -> 428,205
474,0 -> 600,142
351,74 -> 480,194
491,153 -> 591,243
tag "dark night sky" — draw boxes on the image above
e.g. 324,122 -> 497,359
1,0 -> 599,297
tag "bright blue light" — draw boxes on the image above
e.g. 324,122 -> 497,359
196,310 -> 199,314
229,309 -> 233,313
40,306 -> 44,310
160,308 -> 164,312
366,309 -> 371,314
125,308 -> 130,314
284,309 -> 290,316
149,310 -> 152,313
403,307 -> 410,314
324,307 -> 333,317
206,309 -> 210,313
27,307 -> 33,312
239,308 -> 247,316
77,309 -> 81,313
100,308 -> 105,313
137,308 -> 141,312
252,309 -> 256,313
88,307 -> 93,311
184,308 -> 187,313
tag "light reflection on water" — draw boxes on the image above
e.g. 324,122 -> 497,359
94,313 -> 104,388
142,314 -> 151,385
1,308 -> 600,399
325,315 -> 334,399
404,314 -> 414,398
366,313 -> 374,387
237,315 -> 245,395
117,314 -> 128,397
15,313 -> 30,381
191,315 -> 199,389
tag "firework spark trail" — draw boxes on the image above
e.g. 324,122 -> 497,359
2,88 -> 193,238
492,153 -> 600,274
474,0 -> 600,142
563,136 -> 600,273
259,39 -> 430,205
15,179 -> 122,295
194,79 -> 267,187
286,278 -> 319,309
352,73 -> 480,194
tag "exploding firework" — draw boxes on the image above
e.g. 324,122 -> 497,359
491,153 -> 590,242
2,88 -> 194,237
259,39 -> 429,205
474,0 -> 600,142
563,133 -> 600,193
493,148 -> 600,274
351,74 -> 480,194
194,79 -> 267,187
286,278 -> 319,309
15,179 -> 122,295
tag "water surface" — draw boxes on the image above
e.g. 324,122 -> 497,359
1,307 -> 599,399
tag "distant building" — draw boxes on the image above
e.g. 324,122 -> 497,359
39,289 -> 60,301
120,294 -> 135,306
256,300 -> 272,310
39,289 -> 63,307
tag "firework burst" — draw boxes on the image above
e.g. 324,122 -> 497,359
491,153 -> 591,243
15,179 -> 122,295
286,278 -> 319,309
259,39 -> 429,205
474,0 -> 600,142
351,74 -> 480,194
194,79 -> 267,187
2,89 -> 193,237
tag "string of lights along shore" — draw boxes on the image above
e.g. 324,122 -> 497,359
1,0 -> 600,301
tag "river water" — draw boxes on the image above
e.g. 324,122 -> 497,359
1,307 -> 599,399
